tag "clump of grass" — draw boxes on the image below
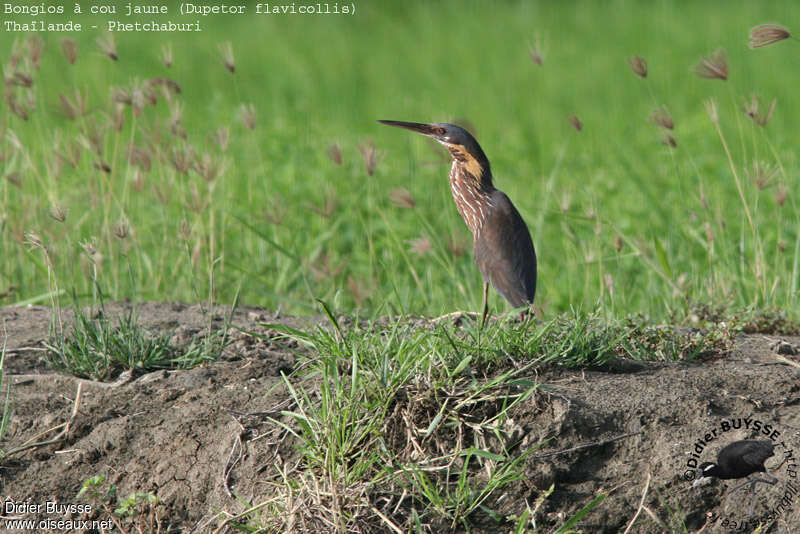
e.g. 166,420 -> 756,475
220,306 -> 743,532
448,310 -> 736,370
622,316 -> 738,361
686,302 -> 800,336
44,303 -> 225,381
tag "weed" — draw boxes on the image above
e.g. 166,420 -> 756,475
77,476 -> 164,534
44,302 -> 225,381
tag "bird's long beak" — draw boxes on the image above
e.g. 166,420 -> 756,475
378,120 -> 441,138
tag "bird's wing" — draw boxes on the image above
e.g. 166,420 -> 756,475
473,190 -> 537,308
720,440 -> 775,471
740,441 -> 775,469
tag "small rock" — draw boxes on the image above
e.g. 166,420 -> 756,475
769,340 -> 798,355
247,310 -> 266,322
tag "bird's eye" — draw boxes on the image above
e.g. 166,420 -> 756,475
435,127 -> 446,136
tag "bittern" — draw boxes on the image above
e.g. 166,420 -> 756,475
379,120 -> 537,325
692,439 -> 778,517
693,440 -> 777,489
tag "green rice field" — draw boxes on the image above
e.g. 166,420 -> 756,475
1,0 -> 798,320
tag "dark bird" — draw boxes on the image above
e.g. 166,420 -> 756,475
693,439 -> 775,486
693,439 -> 778,516
379,120 -> 536,325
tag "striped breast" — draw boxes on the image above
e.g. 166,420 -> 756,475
448,161 -> 494,237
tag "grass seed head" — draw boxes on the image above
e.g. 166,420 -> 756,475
327,143 -> 342,165
170,146 -> 195,175
661,134 -> 677,148
650,107 -> 674,130
240,103 -> 256,130
97,33 -> 118,61
358,141 -> 379,176
108,102 -> 125,132
49,205 -> 67,223
560,192 -> 571,213
81,118 -> 108,155
604,274 -> 614,297
6,92 -> 32,120
704,221 -> 714,245
568,114 -> 583,131
774,183 -> 787,207
614,235 -> 623,252
749,24 -> 791,49
193,152 -> 227,182
27,35 -> 44,71
132,168 -> 145,192
627,55 -> 647,78
93,159 -> 111,174
6,71 -> 33,88
210,127 -> 230,152
59,89 -> 89,121
5,171 -> 22,188
219,42 -> 235,73
24,231 -> 45,251
111,86 -> 133,107
693,48 -> 728,80
169,101 -> 186,139
747,160 -> 778,190
148,77 -> 182,97
179,219 -> 191,240
306,190 -> 338,218
187,182 -> 204,213
113,220 -> 130,240
704,98 -> 719,124
528,36 -> 544,66
389,187 -> 416,208
160,43 -> 173,68
408,235 -> 432,255
741,94 -> 776,127
61,38 -> 78,64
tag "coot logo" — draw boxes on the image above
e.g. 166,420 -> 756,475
682,417 -> 798,530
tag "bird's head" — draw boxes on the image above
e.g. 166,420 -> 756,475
692,462 -> 717,488
378,120 -> 491,180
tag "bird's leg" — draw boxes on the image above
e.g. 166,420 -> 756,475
746,478 -> 756,517
729,473 -> 778,493
480,282 -> 489,327
519,304 -> 532,324
733,473 -> 779,517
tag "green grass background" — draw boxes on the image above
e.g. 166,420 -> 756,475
1,0 -> 798,319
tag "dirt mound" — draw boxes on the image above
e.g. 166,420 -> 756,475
1,303 -> 799,533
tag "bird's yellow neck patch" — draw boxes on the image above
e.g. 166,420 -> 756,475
447,144 -> 484,180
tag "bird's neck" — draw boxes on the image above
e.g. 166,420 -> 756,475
704,464 -> 722,477
449,158 -> 495,237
